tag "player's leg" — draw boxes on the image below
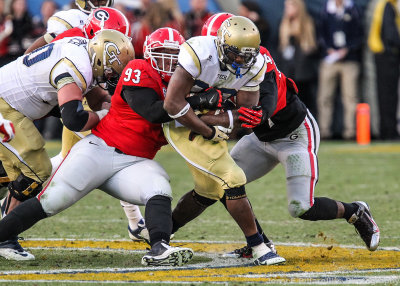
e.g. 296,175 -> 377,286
164,122 -> 284,265
226,133 -> 280,258
101,158 -> 193,266
120,201 -> 147,242
0,135 -> 114,260
0,103 -> 51,217
282,111 -> 379,250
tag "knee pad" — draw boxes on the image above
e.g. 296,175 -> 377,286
224,186 -> 246,200
288,200 -> 311,218
8,174 -> 43,202
192,190 -> 217,207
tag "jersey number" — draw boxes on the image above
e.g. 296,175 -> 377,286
124,68 -> 141,84
23,43 -> 55,67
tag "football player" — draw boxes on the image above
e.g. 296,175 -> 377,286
0,29 -> 134,260
201,13 -> 380,256
0,28 -> 196,267
49,7 -> 149,244
162,16 -> 285,266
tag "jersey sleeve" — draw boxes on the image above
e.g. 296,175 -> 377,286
120,60 -> 159,91
240,53 -> 267,92
49,43 -> 92,93
178,40 -> 202,78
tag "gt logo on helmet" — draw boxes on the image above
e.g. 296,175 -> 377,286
105,42 -> 121,65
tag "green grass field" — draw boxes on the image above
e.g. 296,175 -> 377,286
0,140 -> 399,285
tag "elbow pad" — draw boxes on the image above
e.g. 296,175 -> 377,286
60,100 -> 89,132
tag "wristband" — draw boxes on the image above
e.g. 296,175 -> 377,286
227,110 -> 233,129
168,102 -> 190,119
95,109 -> 109,120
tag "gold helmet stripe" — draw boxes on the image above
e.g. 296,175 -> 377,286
50,58 -> 87,92
48,16 -> 73,30
181,42 -> 201,75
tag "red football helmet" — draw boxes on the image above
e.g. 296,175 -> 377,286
143,27 -> 185,82
83,7 -> 131,39
201,12 -> 234,36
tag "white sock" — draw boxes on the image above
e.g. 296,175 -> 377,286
252,242 -> 271,259
120,201 -> 143,229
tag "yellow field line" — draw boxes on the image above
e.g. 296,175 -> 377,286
0,239 -> 394,283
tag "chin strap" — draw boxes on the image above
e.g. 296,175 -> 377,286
231,62 -> 243,78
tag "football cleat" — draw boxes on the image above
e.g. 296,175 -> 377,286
141,240 -> 193,267
0,238 -> 35,260
128,218 -> 150,244
253,251 -> 286,266
224,241 -> 277,258
348,201 -> 380,251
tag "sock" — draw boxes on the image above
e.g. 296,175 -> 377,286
120,201 -> 143,229
342,202 -> 359,221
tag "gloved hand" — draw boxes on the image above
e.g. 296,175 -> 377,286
203,126 -> 229,142
189,126 -> 229,142
237,106 -> 264,128
187,87 -> 223,110
0,115 -> 15,142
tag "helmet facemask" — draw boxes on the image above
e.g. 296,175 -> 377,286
146,46 -> 180,82
143,28 -> 185,82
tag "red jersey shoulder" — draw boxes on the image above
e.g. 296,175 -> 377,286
260,46 -> 277,73
120,59 -> 162,90
52,27 -> 85,42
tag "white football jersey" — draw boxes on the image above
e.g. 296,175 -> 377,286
178,36 -> 266,99
0,37 -> 93,120
47,9 -> 88,36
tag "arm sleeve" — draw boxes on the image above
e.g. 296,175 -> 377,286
259,71 -> 278,119
122,86 -> 172,124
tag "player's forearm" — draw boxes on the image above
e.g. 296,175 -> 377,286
25,36 -> 48,54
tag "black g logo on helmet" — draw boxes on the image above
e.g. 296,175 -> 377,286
94,9 -> 110,22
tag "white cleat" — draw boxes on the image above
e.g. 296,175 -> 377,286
0,239 -> 35,261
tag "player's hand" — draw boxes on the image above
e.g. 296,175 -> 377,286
203,126 -> 229,142
238,106 -> 264,128
0,118 -> 15,142
194,87 -> 223,110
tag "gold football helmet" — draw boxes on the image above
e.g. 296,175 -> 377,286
75,0 -> 113,14
216,16 -> 261,78
88,29 -> 135,91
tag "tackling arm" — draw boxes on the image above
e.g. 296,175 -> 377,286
24,36 -> 49,54
85,87 -> 112,111
163,66 -> 214,138
58,83 -> 104,132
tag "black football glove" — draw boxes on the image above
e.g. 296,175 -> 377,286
187,87 -> 223,110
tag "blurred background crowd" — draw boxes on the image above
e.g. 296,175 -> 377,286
0,0 -> 399,141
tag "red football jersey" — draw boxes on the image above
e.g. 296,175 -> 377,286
92,59 -> 168,159
260,46 -> 298,116
51,27 -> 85,42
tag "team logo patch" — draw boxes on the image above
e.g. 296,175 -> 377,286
94,10 -> 110,22
289,133 -> 298,140
105,42 -> 121,65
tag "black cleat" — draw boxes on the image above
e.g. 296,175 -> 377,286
348,201 -> 380,251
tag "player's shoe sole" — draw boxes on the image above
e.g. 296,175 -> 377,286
141,244 -> 193,267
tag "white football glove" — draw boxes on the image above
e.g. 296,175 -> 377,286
205,126 -> 229,142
